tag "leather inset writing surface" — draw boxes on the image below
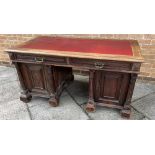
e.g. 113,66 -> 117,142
18,36 -> 133,56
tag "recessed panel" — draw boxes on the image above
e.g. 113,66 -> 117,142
29,65 -> 45,90
94,71 -> 129,106
103,76 -> 117,99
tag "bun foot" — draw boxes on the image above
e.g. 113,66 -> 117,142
86,102 -> 96,112
20,93 -> 32,103
70,74 -> 74,81
49,97 -> 59,107
121,109 -> 131,119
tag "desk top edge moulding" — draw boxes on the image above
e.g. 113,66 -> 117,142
6,36 -> 144,119
6,36 -> 144,63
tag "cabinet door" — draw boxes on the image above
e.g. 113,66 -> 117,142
94,71 -> 130,106
19,63 -> 53,96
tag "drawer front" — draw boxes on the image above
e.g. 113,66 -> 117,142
13,54 -> 135,72
15,54 -> 44,63
69,58 -> 132,71
44,56 -> 67,65
14,54 -> 67,65
15,54 -> 35,62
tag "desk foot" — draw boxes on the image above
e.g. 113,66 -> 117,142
86,101 -> 96,112
49,97 -> 59,107
20,92 -> 32,103
70,74 -> 74,82
121,108 -> 131,119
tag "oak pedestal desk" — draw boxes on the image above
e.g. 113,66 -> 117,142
6,36 -> 144,118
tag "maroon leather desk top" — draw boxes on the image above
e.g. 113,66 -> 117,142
18,36 -> 133,56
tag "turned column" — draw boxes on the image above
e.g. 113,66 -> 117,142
86,70 -> 96,112
121,73 -> 138,118
48,66 -> 59,107
14,62 -> 32,103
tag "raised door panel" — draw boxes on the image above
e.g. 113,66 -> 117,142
28,65 -> 45,91
94,71 -> 129,106
19,63 -> 53,95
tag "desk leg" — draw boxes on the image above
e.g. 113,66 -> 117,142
49,67 -> 74,107
49,96 -> 59,107
14,62 -> 32,103
47,66 -> 58,107
86,70 -> 96,112
121,73 -> 137,118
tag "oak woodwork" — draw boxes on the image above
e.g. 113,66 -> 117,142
6,36 -> 144,118
13,61 -> 73,106
14,62 -> 32,103
85,70 -> 96,112
121,73 -> 138,118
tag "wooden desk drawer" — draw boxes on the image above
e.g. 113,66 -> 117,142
44,56 -> 67,65
15,54 -> 67,65
16,54 -> 35,62
69,58 -> 131,71
15,54 -> 46,64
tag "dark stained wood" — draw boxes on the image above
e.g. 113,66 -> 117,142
87,70 -> 131,117
14,62 -> 32,103
121,73 -> 138,118
13,59 -> 73,106
69,58 -> 132,71
12,53 -> 140,73
7,37 -> 143,118
85,70 -> 96,112
94,71 -> 130,106
19,63 -> 52,96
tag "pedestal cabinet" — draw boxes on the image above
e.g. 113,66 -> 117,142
94,71 -> 130,107
15,61 -> 73,106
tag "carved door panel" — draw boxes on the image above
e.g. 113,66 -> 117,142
19,63 -> 54,95
94,71 -> 130,106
